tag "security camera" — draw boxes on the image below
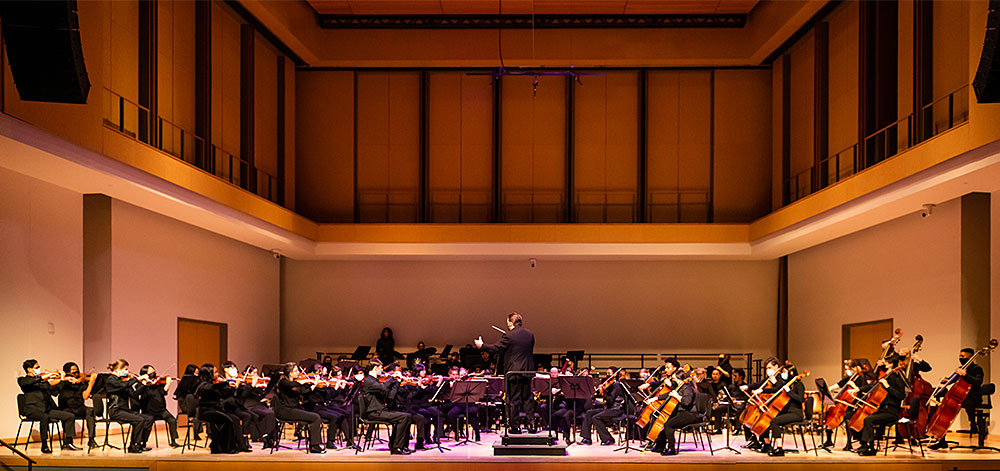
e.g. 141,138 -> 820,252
270,249 -> 282,259
920,204 -> 935,218
529,258 -> 537,269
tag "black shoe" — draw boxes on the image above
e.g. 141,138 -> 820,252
661,447 -> 678,456
126,446 -> 143,454
759,443 -> 772,454
842,443 -> 853,452
858,445 -> 877,457
169,440 -> 181,448
41,445 -> 52,454
822,440 -> 834,448
88,440 -> 99,450
601,439 -> 615,446
474,431 -> 481,441
390,447 -> 412,455
928,439 -> 948,450
262,438 -> 275,449
62,443 -> 81,451
527,426 -> 537,434
580,438 -> 593,445
309,445 -> 326,454
509,428 -> 522,435
650,446 -> 664,453
326,442 -> 338,450
767,447 -> 785,457
414,440 -> 426,450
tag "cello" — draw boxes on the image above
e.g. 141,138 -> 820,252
823,375 -> 861,430
635,365 -> 668,427
924,338 -> 999,441
739,362 -> 790,429
645,372 -> 696,441
749,370 -> 810,438
848,364 -> 906,432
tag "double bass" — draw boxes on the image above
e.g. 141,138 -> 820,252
749,370 -> 810,438
924,338 -> 998,441
848,364 -> 906,432
898,334 -> 932,439
645,372 -> 696,441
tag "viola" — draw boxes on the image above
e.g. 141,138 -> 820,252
924,338 -> 998,441
596,368 -> 624,394
848,364 -> 905,432
750,370 -> 810,437
645,373 -> 697,441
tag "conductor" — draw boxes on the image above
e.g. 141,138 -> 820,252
475,312 -> 536,433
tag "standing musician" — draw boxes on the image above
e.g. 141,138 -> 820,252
18,359 -> 78,453
928,347 -> 985,450
57,362 -> 98,450
855,356 -> 907,456
741,357 -> 804,457
361,359 -> 413,455
580,367 -> 628,446
136,364 -> 180,448
475,312 -> 535,433
272,362 -> 326,453
824,359 -> 869,450
105,359 -> 154,453
645,363 -> 697,456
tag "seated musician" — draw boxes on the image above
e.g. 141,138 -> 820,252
57,362 -> 98,450
928,347 -> 984,450
322,366 -> 356,449
271,362 -> 325,453
441,366 -> 482,441
388,366 -> 430,450
195,363 -> 251,454
638,359 -> 680,448
537,366 -> 574,442
298,363 -> 350,451
172,364 -> 201,430
405,365 -> 444,446
105,359 -> 155,453
710,367 -> 747,434
361,359 -> 414,455
824,359 -> 868,450
222,362 -> 277,448
136,364 -> 180,447
18,359 -> 78,453
648,366 -> 698,456
580,367 -> 628,446
740,357 -> 804,457
855,355 -> 907,456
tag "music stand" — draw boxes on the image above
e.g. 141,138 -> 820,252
439,345 -> 453,359
448,380 -> 486,446
812,378 -> 835,453
559,375 -> 594,445
424,380 -> 452,453
714,386 -> 742,455
613,379 -> 642,454
351,346 -> 371,361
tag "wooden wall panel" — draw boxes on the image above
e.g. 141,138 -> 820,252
295,71 -> 354,223
254,36 -> 278,179
356,72 -> 420,222
573,71 -> 639,223
714,69 -> 771,222
789,31 -> 815,179
827,1 -> 858,157
108,0 -> 140,103
211,2 -> 242,156
500,75 -> 566,223
157,0 -> 196,134
428,72 -> 493,222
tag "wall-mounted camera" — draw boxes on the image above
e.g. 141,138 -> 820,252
270,249 -> 283,259
529,258 -> 537,269
920,203 -> 935,219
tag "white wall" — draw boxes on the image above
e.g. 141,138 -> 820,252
280,259 -> 779,363
108,199 -> 281,407
0,168 -> 84,439
788,197 -> 967,422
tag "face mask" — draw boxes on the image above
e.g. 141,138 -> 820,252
781,371 -> 789,380
33,368 -> 41,376
845,370 -> 854,377
148,371 -> 157,379
960,357 -> 968,365
766,369 -> 776,377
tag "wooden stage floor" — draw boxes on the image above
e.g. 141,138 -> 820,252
3,427 -> 1000,471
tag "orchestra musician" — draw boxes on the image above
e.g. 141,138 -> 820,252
927,347 -> 985,450
537,366 -> 574,443
272,362 -> 326,453
299,363 -> 351,451
441,366 -> 482,442
195,363 -> 251,454
18,359 -> 78,453
856,356 -> 907,456
386,364 -> 430,450
741,357 -> 804,457
136,364 -> 180,448
710,367 -> 748,434
475,312 -> 536,433
645,361 -> 697,456
320,366 -> 356,449
580,367 -> 628,446
405,364 -> 446,445
824,359 -> 868,450
105,359 -> 155,453
57,362 -> 98,450
222,362 -> 277,448
361,359 -> 413,455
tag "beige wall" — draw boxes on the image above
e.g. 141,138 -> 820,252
0,168 -> 84,439
279,259 -> 779,362
107,199 -> 280,400
788,197 -> 972,426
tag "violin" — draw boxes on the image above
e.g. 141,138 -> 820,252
596,368 -> 624,394
144,375 -> 177,386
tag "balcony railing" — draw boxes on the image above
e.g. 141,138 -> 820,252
429,190 -> 492,223
647,190 -> 711,223
357,190 -> 419,222
502,190 -> 566,223
104,88 -> 283,206
575,190 -> 637,223
783,85 -> 969,205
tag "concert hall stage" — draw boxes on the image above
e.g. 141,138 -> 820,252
3,429 -> 1000,471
